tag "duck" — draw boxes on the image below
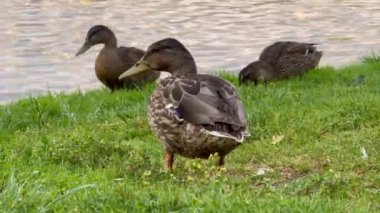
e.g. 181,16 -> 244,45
239,41 -> 322,85
238,60 -> 275,85
75,25 -> 160,92
119,38 -> 249,171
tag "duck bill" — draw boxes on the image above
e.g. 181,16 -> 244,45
75,41 -> 91,56
119,59 -> 151,79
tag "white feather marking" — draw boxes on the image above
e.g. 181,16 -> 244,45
201,129 -> 247,143
305,49 -> 309,56
164,103 -> 183,122
165,103 -> 174,109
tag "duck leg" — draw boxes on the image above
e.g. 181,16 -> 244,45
218,155 -> 225,167
165,152 -> 174,171
298,72 -> 305,79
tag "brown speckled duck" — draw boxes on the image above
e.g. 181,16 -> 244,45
119,38 -> 249,171
239,41 -> 322,85
75,25 -> 160,91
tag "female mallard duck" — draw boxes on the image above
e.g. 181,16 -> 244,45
75,25 -> 160,91
239,41 -> 322,85
119,38 -> 249,170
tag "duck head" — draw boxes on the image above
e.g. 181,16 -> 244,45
238,60 -> 275,86
75,25 -> 117,56
119,38 -> 196,79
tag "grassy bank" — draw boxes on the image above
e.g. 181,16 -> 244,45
1,58 -> 380,212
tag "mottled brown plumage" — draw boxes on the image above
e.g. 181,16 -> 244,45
75,25 -> 160,91
239,41 -> 322,85
119,38 -> 249,170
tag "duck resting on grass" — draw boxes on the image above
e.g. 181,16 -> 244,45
239,41 -> 322,85
75,25 -> 160,92
119,38 -> 249,171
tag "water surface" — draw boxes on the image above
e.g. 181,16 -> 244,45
1,0 -> 380,103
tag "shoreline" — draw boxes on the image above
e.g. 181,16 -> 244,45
0,58 -> 368,106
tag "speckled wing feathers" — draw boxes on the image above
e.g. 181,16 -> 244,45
259,41 -> 322,77
163,74 -> 247,131
259,42 -> 289,65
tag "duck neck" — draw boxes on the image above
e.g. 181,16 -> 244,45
172,64 -> 197,78
104,34 -> 117,49
172,56 -> 198,78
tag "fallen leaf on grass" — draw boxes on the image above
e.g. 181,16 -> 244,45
360,146 -> 368,160
271,135 -> 284,145
255,167 -> 273,176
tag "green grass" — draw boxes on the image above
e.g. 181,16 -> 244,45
1,58 -> 380,212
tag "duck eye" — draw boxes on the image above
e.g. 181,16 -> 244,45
88,32 -> 98,41
88,28 -> 103,41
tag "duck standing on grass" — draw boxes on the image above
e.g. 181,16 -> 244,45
75,25 -> 160,92
119,38 -> 249,171
239,41 -> 322,85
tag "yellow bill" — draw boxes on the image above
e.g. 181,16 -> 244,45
119,59 -> 151,80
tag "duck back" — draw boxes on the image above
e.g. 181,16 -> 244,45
259,41 -> 322,78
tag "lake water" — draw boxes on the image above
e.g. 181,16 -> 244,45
1,0 -> 380,104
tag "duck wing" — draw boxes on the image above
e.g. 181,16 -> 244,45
282,42 -> 318,55
260,42 -> 322,77
163,74 -> 247,132
260,42 -> 319,63
277,42 -> 322,76
259,41 -> 289,66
